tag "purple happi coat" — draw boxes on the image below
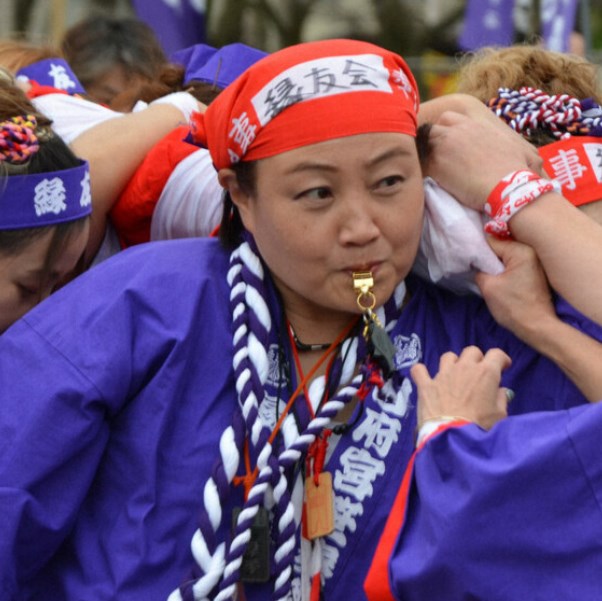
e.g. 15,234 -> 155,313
0,237 -> 597,600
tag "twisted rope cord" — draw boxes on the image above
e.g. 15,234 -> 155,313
173,241 -> 303,601
220,354 -> 364,601
219,242 -> 297,600
0,115 -> 39,164
487,87 -> 602,139
170,242 -> 272,601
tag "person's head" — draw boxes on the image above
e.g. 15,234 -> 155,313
0,79 -> 91,332
192,39 -> 424,321
456,43 -> 602,223
121,42 -> 270,108
456,44 -> 602,105
61,16 -> 168,110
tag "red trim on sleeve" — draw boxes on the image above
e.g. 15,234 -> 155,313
364,420 -> 468,600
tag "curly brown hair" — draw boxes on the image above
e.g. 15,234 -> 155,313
456,44 -> 602,104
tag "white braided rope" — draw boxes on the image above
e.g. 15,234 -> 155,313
167,243 -> 275,601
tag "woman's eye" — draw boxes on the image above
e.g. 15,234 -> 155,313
296,187 -> 332,201
377,175 -> 404,189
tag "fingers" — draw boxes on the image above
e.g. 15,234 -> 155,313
438,346 -> 510,371
409,362 -> 432,388
482,347 -> 512,373
412,346 -> 513,432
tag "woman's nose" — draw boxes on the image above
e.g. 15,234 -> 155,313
338,197 -> 381,246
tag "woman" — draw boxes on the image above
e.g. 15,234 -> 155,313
60,14 -> 169,111
0,39 -> 599,601
0,77 -> 90,332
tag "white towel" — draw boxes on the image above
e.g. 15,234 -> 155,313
412,177 -> 504,296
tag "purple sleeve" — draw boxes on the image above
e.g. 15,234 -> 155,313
0,239 -> 227,595
0,321 -> 111,595
389,403 -> 602,601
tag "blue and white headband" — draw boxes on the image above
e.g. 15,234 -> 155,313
1,160 -> 91,229
15,58 -> 86,96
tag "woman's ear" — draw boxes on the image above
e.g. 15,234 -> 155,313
218,168 -> 255,233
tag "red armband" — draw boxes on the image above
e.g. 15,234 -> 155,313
484,169 -> 561,239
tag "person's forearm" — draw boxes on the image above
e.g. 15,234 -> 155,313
510,192 -> 602,326
71,104 -> 191,264
511,309 -> 602,402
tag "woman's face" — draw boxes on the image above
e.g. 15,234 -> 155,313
0,222 -> 89,333
227,132 -> 424,328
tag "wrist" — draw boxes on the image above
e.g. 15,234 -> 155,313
484,170 -> 561,239
416,415 -> 473,447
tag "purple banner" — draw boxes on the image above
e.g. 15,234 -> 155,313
541,0 -> 579,52
459,0 -> 515,51
131,0 -> 206,56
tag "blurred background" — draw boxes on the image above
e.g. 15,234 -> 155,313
1,0 -> 601,100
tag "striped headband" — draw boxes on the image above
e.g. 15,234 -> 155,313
488,87 -> 602,140
539,136 -> 602,207
191,38 -> 419,170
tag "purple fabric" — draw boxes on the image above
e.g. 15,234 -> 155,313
131,0 -> 206,57
541,0 -> 579,52
171,42 -> 268,89
0,239 -> 596,599
389,402 -> 602,600
0,160 -> 91,229
459,0 -> 515,51
16,58 -> 86,95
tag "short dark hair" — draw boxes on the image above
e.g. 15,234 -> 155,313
219,160 -> 256,250
61,15 -> 167,86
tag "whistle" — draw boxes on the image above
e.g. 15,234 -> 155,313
352,271 -> 374,295
352,271 -> 376,311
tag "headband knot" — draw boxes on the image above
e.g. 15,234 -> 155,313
0,115 -> 40,164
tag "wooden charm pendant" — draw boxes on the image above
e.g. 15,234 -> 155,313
305,472 -> 335,540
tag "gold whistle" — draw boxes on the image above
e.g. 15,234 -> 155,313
352,271 -> 376,311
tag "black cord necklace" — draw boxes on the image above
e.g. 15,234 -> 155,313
288,322 -> 332,352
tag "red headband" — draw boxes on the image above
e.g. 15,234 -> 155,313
539,136 -> 602,207
191,39 -> 419,170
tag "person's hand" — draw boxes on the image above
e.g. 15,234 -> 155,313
424,111 -> 543,211
412,346 -> 512,431
475,237 -> 556,342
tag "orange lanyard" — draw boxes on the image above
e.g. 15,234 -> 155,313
233,317 -> 358,500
